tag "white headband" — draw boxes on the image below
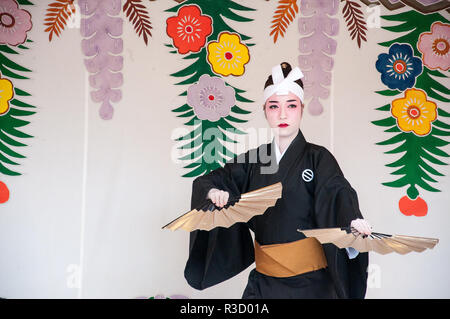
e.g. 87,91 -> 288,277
263,64 -> 304,102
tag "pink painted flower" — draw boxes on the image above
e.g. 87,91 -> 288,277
417,22 -> 450,71
187,74 -> 236,122
0,0 -> 32,46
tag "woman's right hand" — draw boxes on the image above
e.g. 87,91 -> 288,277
207,188 -> 230,208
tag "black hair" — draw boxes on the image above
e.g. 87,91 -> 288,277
263,62 -> 304,111
264,62 -> 304,90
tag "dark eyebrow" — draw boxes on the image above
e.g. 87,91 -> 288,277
287,99 -> 298,102
268,101 -> 279,103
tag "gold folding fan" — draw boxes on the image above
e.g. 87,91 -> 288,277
163,182 -> 282,232
298,227 -> 439,255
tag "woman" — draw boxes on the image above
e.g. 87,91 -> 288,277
184,62 -> 371,298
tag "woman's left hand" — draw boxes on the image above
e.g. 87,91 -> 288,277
351,218 -> 372,235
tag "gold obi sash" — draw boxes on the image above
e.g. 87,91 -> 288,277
254,237 -> 328,278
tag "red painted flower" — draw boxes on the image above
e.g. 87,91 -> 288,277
399,195 -> 428,217
166,5 -> 213,54
0,181 -> 9,204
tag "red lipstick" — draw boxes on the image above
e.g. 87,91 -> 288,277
278,123 -> 289,128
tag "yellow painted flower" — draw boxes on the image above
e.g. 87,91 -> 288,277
207,32 -> 250,76
0,74 -> 14,115
391,88 -> 437,136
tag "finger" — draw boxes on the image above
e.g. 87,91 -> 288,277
219,191 -> 225,207
362,223 -> 370,235
351,219 -> 362,231
356,221 -> 366,235
362,226 -> 371,235
208,188 -> 218,200
213,194 -> 220,207
351,219 -> 361,231
362,220 -> 372,234
358,224 -> 368,235
224,192 -> 229,205
211,195 -> 218,206
222,191 -> 228,206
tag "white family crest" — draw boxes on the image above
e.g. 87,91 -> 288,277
301,169 -> 314,182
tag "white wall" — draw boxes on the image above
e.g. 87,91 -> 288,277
0,1 -> 448,298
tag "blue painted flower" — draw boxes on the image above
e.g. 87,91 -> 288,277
375,43 -> 423,91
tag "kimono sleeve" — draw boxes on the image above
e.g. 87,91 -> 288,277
184,152 -> 255,290
313,147 -> 369,299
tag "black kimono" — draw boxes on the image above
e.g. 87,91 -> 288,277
184,129 -> 369,299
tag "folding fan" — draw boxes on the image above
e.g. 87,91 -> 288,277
162,182 -> 282,232
298,227 -> 439,255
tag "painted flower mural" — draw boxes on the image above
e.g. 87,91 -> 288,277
45,0 -> 154,119
372,11 -> 449,217
417,22 -> 450,71
0,72 -> 14,115
0,0 -> 35,204
166,4 -> 213,54
0,0 -> 32,46
166,1 -> 254,178
269,0 -> 445,117
187,74 -> 236,122
391,88 -> 437,136
376,43 -> 423,91
207,32 -> 250,77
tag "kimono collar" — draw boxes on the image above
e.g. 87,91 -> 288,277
271,129 -> 307,168
273,139 -> 286,164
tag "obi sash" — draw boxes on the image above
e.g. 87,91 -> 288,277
254,237 -> 328,278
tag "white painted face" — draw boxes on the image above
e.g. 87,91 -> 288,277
264,91 -> 303,138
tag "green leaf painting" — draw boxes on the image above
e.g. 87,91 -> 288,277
166,0 -> 254,177
0,0 -> 35,204
372,11 -> 449,216
0,42 -> 35,177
